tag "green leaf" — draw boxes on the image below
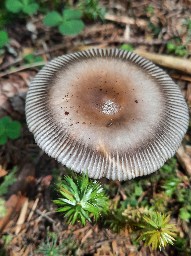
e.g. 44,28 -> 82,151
179,208 -> 191,221
59,20 -> 84,35
0,135 -> 7,145
120,44 -> 134,52
146,4 -> 154,15
0,116 -> 11,144
0,168 -> 17,196
22,3 -> 39,15
23,53 -> 43,64
0,30 -> 9,48
66,177 -> 80,201
6,0 -> 23,13
0,116 -> 12,125
167,42 -> 176,53
0,121 -> 5,137
63,9 -> 82,20
79,0 -> 105,20
134,185 -> 143,197
0,116 -> 21,143
6,121 -> 21,139
0,198 -> 6,218
81,174 -> 88,191
43,11 -> 63,27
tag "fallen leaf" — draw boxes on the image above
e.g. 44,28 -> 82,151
0,166 -> 7,177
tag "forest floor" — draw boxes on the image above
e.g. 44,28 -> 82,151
0,0 -> 191,255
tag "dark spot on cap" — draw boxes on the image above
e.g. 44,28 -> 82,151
65,111 -> 69,115
106,120 -> 113,127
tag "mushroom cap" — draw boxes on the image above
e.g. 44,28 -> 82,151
26,48 -> 189,181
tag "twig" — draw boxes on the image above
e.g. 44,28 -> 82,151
102,37 -> 166,46
27,198 -> 39,222
0,57 -> 22,71
134,49 -> 191,74
105,13 -> 147,28
170,73 -> 191,82
35,209 -> 55,223
81,229 -> 93,244
176,146 -> 191,176
15,198 -> 29,235
0,61 -> 46,78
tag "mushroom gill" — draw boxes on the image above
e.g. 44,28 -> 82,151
26,48 -> 189,181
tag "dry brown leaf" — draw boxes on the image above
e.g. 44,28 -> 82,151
81,229 -> 93,244
22,47 -> 33,56
94,242 -> 114,256
0,194 -> 25,232
0,166 -> 7,177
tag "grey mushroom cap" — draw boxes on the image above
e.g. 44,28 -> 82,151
25,48 -> 189,181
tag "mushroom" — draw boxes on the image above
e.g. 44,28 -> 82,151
26,48 -> 189,181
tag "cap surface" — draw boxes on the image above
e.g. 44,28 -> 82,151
26,48 -> 189,180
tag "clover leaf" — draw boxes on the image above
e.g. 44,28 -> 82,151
0,31 -> 9,48
0,116 -> 21,145
6,0 -> 39,15
43,8 -> 85,35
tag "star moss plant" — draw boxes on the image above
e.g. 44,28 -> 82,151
54,174 -> 109,225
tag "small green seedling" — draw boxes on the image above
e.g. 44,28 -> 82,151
166,41 -> 188,57
162,177 -> 181,197
5,0 -> 39,15
54,174 -> 109,225
0,198 -> 6,218
0,30 -> 9,48
120,44 -> 134,52
43,9 -> 85,35
0,167 -> 17,196
37,232 -> 64,256
179,207 -> 191,222
145,4 -> 154,15
148,22 -> 161,36
36,232 -> 78,256
0,116 -> 21,145
23,53 -> 43,64
138,211 -> 177,250
79,0 -> 106,20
